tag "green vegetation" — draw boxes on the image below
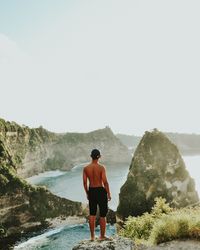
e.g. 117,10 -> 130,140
0,118 -> 57,168
59,126 -> 115,144
0,225 -> 6,238
0,162 -> 31,195
119,197 -> 200,246
44,151 -> 66,170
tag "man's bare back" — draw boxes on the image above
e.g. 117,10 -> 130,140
83,162 -> 104,187
83,162 -> 111,200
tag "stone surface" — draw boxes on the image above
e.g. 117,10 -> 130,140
117,129 -> 199,219
137,240 -> 200,250
72,236 -> 134,250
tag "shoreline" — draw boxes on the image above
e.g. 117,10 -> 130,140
47,215 -> 87,229
12,215 -> 87,249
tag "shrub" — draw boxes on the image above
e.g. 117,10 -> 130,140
119,197 -> 200,246
149,214 -> 190,244
0,225 -> 6,238
0,174 -> 9,186
119,197 -> 171,243
151,197 -> 172,216
120,212 -> 154,241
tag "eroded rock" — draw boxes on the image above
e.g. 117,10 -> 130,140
117,129 -> 199,219
72,236 -> 134,250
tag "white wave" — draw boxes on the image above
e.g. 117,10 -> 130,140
26,170 -> 66,183
14,226 -> 64,249
71,162 -> 89,171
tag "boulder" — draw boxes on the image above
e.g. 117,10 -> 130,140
72,236 -> 134,250
117,129 -> 199,220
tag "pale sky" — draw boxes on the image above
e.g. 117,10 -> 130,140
0,0 -> 200,136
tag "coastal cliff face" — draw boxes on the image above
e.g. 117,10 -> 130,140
0,118 -> 59,177
117,129 -> 199,220
0,119 -> 131,178
0,136 -> 82,246
0,117 -> 130,246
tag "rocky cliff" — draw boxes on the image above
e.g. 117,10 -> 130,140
72,236 -> 134,250
0,136 -> 82,247
117,129 -> 199,220
0,118 -> 131,178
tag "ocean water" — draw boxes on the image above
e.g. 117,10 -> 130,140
14,156 -> 200,249
26,163 -> 130,210
14,224 -> 116,250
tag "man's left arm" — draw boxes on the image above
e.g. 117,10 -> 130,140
83,168 -> 88,199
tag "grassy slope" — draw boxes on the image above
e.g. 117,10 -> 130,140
120,197 -> 200,246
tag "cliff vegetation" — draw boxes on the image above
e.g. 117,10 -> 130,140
119,197 -> 200,246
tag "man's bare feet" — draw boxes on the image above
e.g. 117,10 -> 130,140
98,236 -> 111,241
90,236 -> 96,241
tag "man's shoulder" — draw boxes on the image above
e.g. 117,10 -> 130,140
83,163 -> 92,170
98,164 -> 105,170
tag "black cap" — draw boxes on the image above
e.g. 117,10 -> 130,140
90,149 -> 101,160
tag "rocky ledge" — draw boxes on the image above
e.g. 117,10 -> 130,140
73,238 -> 200,250
138,240 -> 200,250
72,236 -> 134,250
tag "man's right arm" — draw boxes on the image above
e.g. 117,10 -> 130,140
83,167 -> 89,199
101,166 -> 111,201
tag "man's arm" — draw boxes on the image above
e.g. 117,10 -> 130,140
102,166 -> 111,201
83,167 -> 89,199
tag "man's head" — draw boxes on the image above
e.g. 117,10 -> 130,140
90,149 -> 101,160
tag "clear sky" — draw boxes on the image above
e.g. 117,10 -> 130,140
0,0 -> 200,136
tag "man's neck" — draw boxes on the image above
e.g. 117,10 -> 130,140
92,159 -> 98,164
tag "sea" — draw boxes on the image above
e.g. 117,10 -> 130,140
14,155 -> 200,250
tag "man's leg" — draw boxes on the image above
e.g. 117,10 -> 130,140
98,187 -> 109,240
89,215 -> 96,240
99,216 -> 106,239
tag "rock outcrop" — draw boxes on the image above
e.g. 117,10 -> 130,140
72,236 -> 134,250
0,137 -> 82,247
137,240 -> 200,250
0,118 -> 131,177
117,129 -> 199,220
73,239 -> 200,250
41,126 -> 131,174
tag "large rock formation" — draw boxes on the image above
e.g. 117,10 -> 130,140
0,137 -> 82,247
0,118 -> 131,177
117,129 -> 199,220
72,236 -> 134,250
42,126 -> 131,173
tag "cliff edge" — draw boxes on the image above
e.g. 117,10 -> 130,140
0,137 -> 82,247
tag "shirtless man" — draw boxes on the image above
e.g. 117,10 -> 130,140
83,149 -> 111,241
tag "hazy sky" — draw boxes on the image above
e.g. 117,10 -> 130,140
0,0 -> 200,136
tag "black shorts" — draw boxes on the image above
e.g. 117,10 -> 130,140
88,187 -> 108,217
